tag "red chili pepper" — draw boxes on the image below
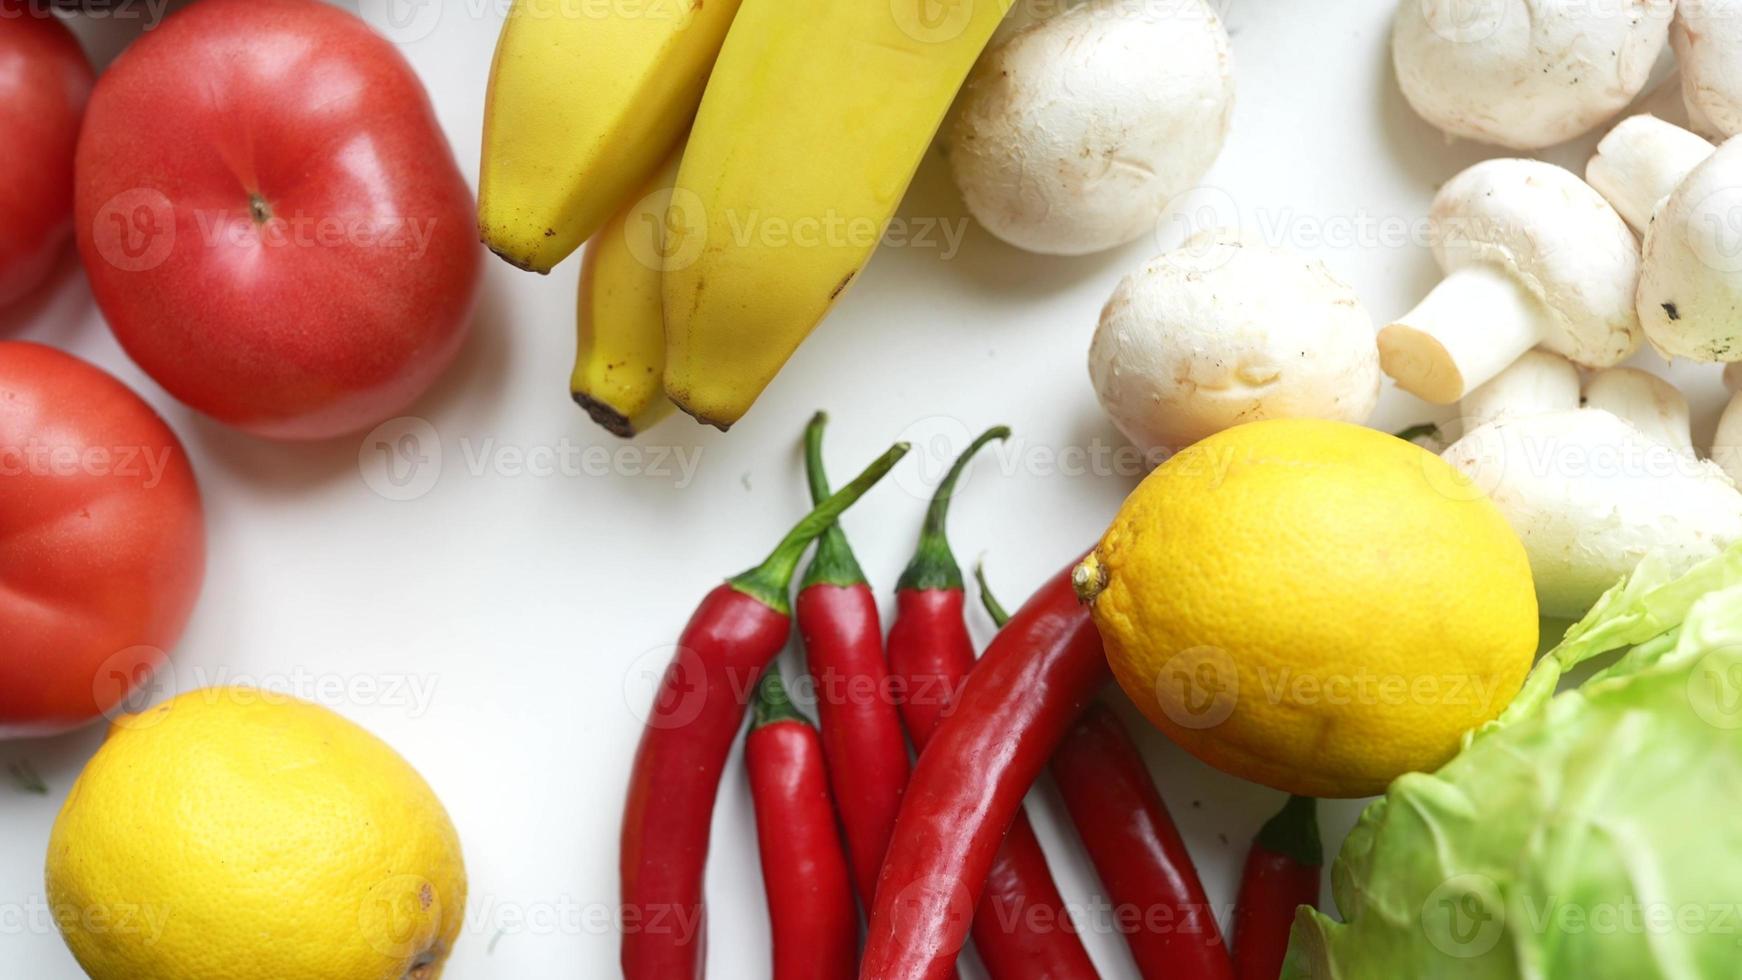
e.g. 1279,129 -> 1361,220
621,440 -> 909,980
1231,796 -> 1321,980
747,667 -> 859,980
797,413 -> 912,910
980,568 -> 1229,979
885,429 -> 1099,980
1050,705 -> 1233,980
862,556 -> 1108,980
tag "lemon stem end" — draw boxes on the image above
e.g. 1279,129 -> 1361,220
1072,553 -> 1108,604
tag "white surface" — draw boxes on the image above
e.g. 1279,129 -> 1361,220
0,1 -> 1726,977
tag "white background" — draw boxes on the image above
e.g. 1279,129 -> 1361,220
0,0 -> 1723,977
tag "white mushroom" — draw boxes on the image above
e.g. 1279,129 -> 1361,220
1088,230 -> 1380,454
1628,136 -> 1742,362
1710,364 -> 1742,483
1458,349 -> 1581,435
1377,159 -> 1642,404
1585,114 -> 1716,233
1443,369 -> 1742,618
1459,356 -> 1696,448
947,0 -> 1234,256
1672,0 -> 1742,139
1582,367 -> 1694,453
1392,0 -> 1673,150
1588,115 -> 1742,361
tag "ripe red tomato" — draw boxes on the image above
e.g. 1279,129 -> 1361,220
75,0 -> 481,440
0,342 -> 205,737
0,3 -> 92,309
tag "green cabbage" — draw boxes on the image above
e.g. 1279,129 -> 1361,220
1286,545 -> 1742,979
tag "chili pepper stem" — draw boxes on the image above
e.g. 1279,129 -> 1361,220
800,412 -> 868,589
896,426 -> 1011,593
1393,422 -> 1441,444
752,669 -> 810,730
976,562 -> 1010,627
730,441 -> 910,614
1255,795 -> 1322,867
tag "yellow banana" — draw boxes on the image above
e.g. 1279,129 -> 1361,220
479,0 -> 741,274
571,144 -> 685,438
662,0 -> 1013,429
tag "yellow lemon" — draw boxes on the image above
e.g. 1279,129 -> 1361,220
45,687 -> 465,980
1079,418 -> 1537,797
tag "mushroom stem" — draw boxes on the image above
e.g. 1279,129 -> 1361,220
1378,264 -> 1556,404
1459,350 -> 1581,435
1713,391 -> 1742,484
1724,362 -> 1742,393
1583,367 -> 1694,452
1445,407 -> 1742,618
1585,115 -> 1715,234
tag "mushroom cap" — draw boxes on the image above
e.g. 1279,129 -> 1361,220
1088,231 -> 1380,455
1582,366 -> 1694,452
1442,407 -> 1742,618
1673,0 -> 1742,139
1637,136 -> 1742,361
1458,348 -> 1581,435
947,0 -> 1234,256
1584,113 -> 1717,233
1430,158 -> 1641,367
1393,0 -> 1672,150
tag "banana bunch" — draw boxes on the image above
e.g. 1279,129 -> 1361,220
570,144 -> 682,438
481,0 -> 1013,434
479,0 -> 738,274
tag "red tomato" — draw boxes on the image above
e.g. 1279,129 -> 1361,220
74,0 -> 481,441
0,342 -> 205,737
0,3 -> 92,309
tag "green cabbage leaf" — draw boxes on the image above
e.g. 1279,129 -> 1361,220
1287,546 -> 1742,979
